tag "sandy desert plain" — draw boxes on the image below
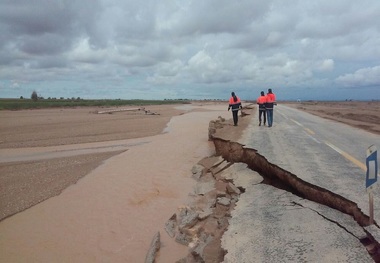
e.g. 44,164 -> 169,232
0,100 -> 379,262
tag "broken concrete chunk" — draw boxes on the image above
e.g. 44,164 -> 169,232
204,193 -> 217,209
231,195 -> 239,203
210,156 -> 225,168
164,213 -> 177,238
216,190 -> 226,198
217,197 -> 231,206
182,224 -> 202,238
175,231 -> 193,246
191,164 -> 204,180
220,162 -> 264,188
210,161 -> 230,176
190,232 -> 214,260
144,231 -> 160,263
193,181 -> 215,195
226,182 -> 241,195
198,208 -> 213,220
178,207 -> 199,230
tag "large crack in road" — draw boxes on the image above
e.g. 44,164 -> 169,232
212,136 -> 380,262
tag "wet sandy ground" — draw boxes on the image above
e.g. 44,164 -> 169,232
0,103 -> 239,262
0,104 -> 185,222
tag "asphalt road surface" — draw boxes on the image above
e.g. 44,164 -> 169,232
221,104 -> 380,262
245,104 -> 380,220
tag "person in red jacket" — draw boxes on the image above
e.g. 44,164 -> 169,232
228,92 -> 242,126
256,91 -> 267,126
265,88 -> 276,127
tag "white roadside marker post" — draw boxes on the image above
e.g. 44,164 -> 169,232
366,145 -> 378,225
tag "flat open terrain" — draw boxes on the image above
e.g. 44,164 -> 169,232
0,104 -> 187,220
285,101 -> 380,135
0,105 -> 185,149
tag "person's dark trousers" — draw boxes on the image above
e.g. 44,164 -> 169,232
232,110 -> 239,126
259,109 -> 266,125
266,109 -> 273,127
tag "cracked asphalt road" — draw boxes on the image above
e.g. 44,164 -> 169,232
222,168 -> 372,262
221,105 -> 379,262
244,105 -> 380,223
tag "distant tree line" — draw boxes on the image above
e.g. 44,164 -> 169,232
25,91 -> 225,102
24,91 -> 82,101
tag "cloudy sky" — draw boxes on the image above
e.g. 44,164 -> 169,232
1,0 -> 380,101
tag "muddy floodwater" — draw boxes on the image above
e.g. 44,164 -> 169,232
0,104 -> 232,262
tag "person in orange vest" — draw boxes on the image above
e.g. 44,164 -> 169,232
228,92 -> 242,126
256,91 -> 267,126
265,88 -> 276,127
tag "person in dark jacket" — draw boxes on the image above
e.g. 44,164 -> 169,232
256,91 -> 266,126
228,92 -> 242,126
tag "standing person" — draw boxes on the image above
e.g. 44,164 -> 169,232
256,91 -> 267,126
228,92 -> 242,126
265,88 -> 276,127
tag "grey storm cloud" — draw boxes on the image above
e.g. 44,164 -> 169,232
0,0 -> 379,100
336,66 -> 380,87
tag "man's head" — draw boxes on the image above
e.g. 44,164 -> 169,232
261,91 -> 264,96
268,88 -> 272,93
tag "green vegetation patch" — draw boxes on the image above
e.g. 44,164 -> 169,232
0,98 -> 189,110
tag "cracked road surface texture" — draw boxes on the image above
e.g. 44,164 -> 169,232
222,165 -> 372,262
218,104 -> 379,262
212,139 -> 375,262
